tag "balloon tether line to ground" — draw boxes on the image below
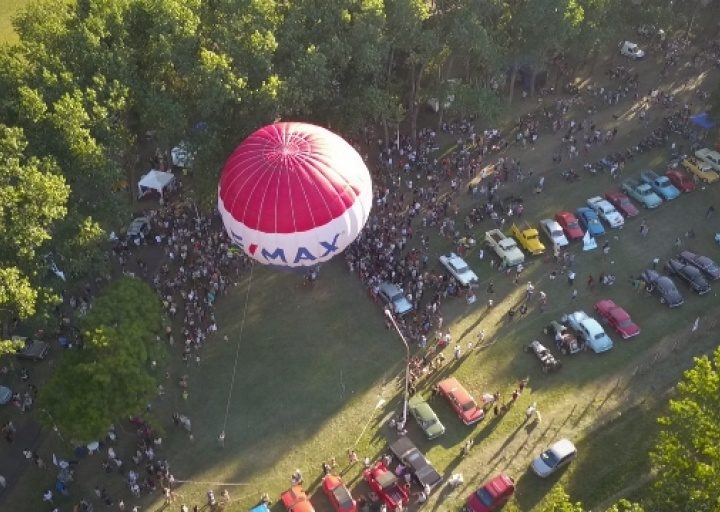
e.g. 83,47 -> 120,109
222,262 -> 255,435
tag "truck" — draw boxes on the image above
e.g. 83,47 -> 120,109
621,178 -> 662,209
389,436 -> 443,491
485,229 -> 525,267
510,223 -> 546,255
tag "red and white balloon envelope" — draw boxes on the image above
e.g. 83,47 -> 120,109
218,122 -> 373,269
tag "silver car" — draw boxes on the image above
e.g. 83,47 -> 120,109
531,438 -> 577,477
378,282 -> 413,316
127,217 -> 150,239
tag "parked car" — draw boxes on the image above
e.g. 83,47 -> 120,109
510,223 -> 546,255
678,250 -> 720,281
594,300 -> 640,339
544,320 -> 583,354
389,437 -> 443,491
408,395 -> 445,440
539,219 -> 569,248
564,311 -> 613,353
281,485 -> 316,512
525,340 -> 561,373
437,377 -> 485,425
531,439 -> 577,477
0,386 -> 11,405
605,190 -> 639,218
322,475 -> 357,512
465,474 -> 516,512
695,148 -> 720,172
554,211 -> 584,240
666,258 -> 711,295
665,169 -> 695,192
622,178 -> 662,208
575,207 -> 605,237
363,462 -> 409,511
640,170 -> 680,200
598,156 -> 618,171
15,338 -> 50,361
127,217 -> 150,240
439,253 -> 479,287
619,41 -> 645,59
587,196 -> 624,228
485,229 -> 525,267
641,269 -> 684,307
378,282 -> 413,316
681,156 -> 719,183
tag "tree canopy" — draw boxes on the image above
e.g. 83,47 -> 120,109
648,347 -> 720,511
38,277 -> 164,443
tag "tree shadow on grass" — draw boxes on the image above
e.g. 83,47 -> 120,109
161,263 -> 405,508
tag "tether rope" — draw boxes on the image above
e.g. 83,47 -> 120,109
221,262 -> 255,435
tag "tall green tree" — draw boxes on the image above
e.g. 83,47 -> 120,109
38,278 -> 163,443
648,347 -> 720,511
537,484 -> 585,512
0,125 -> 68,339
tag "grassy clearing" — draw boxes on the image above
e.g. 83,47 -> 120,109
2,53 -> 719,512
0,0 -> 31,42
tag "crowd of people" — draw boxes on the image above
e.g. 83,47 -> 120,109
0,29 -> 717,512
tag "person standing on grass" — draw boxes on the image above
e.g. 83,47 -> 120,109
567,270 -> 576,286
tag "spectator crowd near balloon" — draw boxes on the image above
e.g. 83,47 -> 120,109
13,31 -> 720,509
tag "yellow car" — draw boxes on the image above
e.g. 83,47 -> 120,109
510,223 -> 546,255
681,157 -> 719,183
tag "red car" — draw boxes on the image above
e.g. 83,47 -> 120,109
594,300 -> 640,339
604,190 -> 639,218
466,474 -> 516,512
322,474 -> 356,512
437,377 -> 485,425
363,461 -> 409,511
281,485 -> 316,512
665,169 -> 696,192
554,211 -> 584,240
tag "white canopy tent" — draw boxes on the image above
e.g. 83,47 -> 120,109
138,170 -> 176,199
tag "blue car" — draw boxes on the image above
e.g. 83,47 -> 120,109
575,207 -> 605,236
640,170 -> 680,201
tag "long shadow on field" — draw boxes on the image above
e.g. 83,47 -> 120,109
162,262 -> 402,502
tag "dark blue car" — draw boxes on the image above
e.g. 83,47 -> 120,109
575,207 -> 605,237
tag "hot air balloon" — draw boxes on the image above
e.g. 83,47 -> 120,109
218,122 -> 373,269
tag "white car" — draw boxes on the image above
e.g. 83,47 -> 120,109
378,282 -> 413,316
564,311 -> 613,353
439,253 -> 479,287
695,148 -> 720,172
539,219 -> 569,248
619,41 -> 645,60
587,197 -> 624,229
531,438 -> 577,477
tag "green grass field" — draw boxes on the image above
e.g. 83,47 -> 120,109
152,145 -> 720,512
0,0 -> 30,42
1,27 -> 718,510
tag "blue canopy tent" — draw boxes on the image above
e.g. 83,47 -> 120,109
249,504 -> 270,512
690,112 -> 715,130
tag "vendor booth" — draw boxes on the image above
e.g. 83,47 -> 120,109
137,170 -> 176,200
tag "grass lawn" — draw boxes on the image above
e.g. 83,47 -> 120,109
2,50 -> 720,512
146,141 -> 720,512
0,0 -> 31,42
